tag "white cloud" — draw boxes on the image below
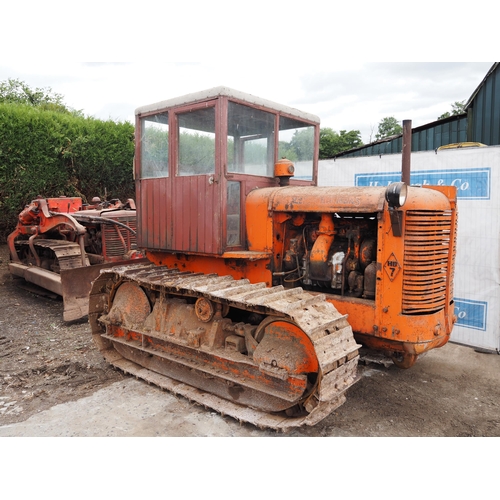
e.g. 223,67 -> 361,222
0,62 -> 494,143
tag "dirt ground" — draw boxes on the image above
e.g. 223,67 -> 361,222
1,243 -> 499,437
0,244 -> 124,426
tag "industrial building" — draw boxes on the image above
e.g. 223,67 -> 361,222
334,62 -> 500,158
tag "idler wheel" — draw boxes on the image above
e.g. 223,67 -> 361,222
195,297 -> 215,322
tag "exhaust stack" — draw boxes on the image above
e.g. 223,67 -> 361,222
402,119 -> 412,184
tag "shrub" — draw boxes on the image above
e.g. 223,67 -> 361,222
0,102 -> 134,242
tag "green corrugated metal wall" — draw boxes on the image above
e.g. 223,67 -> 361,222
412,116 -> 468,151
468,64 -> 500,145
338,115 -> 468,158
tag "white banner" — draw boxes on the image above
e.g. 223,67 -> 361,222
318,145 -> 500,352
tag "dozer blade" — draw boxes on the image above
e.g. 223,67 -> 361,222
10,255 -> 148,322
61,259 -> 148,322
9,262 -> 63,296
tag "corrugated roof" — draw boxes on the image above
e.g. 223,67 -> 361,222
333,113 -> 467,158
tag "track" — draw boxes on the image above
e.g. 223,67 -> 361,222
14,238 -> 89,270
89,262 -> 360,431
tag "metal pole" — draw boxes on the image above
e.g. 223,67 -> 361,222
402,120 -> 412,184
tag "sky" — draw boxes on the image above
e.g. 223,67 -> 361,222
1,3 -> 496,147
0,62 -> 493,145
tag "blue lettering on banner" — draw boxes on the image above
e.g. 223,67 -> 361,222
453,298 -> 488,330
355,168 -> 490,200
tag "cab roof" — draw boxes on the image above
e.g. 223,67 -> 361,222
135,86 -> 320,124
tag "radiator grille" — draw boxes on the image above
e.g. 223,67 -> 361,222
102,216 -> 137,259
403,210 -> 455,314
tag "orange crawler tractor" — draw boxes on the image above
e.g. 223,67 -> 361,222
89,87 -> 457,430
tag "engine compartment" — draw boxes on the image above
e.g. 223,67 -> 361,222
274,211 -> 379,300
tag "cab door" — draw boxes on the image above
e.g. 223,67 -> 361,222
171,100 -> 223,254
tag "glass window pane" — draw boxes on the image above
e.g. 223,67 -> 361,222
141,113 -> 169,178
226,181 -> 241,246
279,116 -> 314,180
227,101 -> 275,177
178,107 -> 216,176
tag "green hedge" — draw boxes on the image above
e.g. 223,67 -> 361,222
0,103 -> 135,242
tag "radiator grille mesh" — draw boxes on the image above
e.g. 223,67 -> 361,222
102,217 -> 137,258
403,210 -> 455,314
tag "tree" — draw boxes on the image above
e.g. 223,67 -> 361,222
289,127 -> 315,161
0,78 -> 81,115
375,117 -> 402,140
319,128 -> 363,158
437,100 -> 466,120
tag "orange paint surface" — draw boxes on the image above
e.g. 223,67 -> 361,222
146,250 -> 272,286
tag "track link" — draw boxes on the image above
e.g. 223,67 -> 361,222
15,239 -> 89,270
89,262 -> 360,431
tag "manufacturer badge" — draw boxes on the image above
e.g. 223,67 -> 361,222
384,253 -> 401,281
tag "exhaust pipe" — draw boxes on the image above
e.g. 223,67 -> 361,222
402,119 -> 412,184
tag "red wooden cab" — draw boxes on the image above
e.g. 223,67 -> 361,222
134,86 -> 320,257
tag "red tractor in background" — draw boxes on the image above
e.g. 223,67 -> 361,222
8,195 -> 143,321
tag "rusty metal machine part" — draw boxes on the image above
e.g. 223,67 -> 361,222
8,196 -> 143,321
89,263 -> 360,430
